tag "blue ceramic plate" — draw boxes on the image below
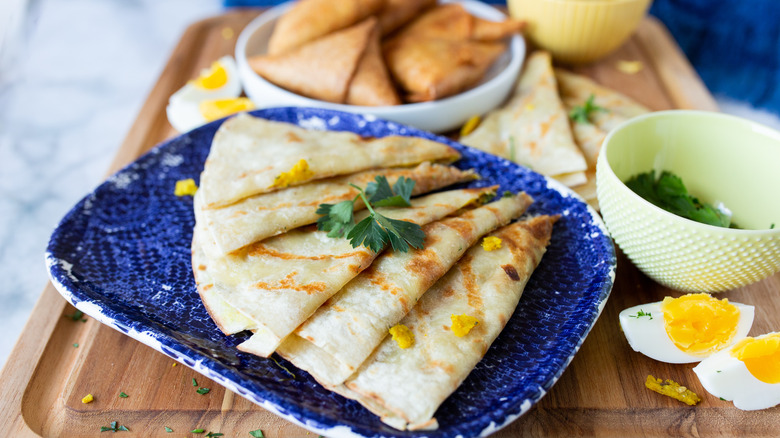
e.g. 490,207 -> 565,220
46,107 -> 615,438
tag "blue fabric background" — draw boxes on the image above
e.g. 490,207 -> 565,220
224,0 -> 780,115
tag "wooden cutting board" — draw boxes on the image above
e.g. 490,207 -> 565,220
2,9 -> 779,437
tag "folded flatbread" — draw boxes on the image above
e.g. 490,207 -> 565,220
198,114 -> 459,208
250,18 -> 376,103
376,0 -> 436,35
196,163 -> 476,257
197,187 -> 498,355
460,51 -> 588,183
339,215 -> 558,430
267,0 -> 384,55
345,24 -> 402,106
555,68 -> 650,207
276,193 -> 533,387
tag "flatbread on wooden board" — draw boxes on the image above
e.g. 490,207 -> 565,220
196,163 -> 476,258
337,215 -> 558,431
250,18 -> 376,103
460,51 -> 588,183
555,68 -> 650,207
198,114 -> 460,208
276,193 -> 534,388
197,187 -> 498,355
267,0 -> 384,55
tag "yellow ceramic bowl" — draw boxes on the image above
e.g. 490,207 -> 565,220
596,110 -> 780,292
508,0 -> 652,64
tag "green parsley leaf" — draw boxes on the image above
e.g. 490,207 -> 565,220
73,343 -> 79,348
205,433 -> 224,437
367,176 -> 414,207
629,309 -> 653,320
66,309 -> 87,322
316,200 -> 355,237
192,378 -> 198,387
100,427 -> 113,432
249,430 -> 265,438
625,170 -> 733,228
118,426 -> 129,432
569,94 -> 607,124
111,422 -> 117,430
771,223 -> 776,229
119,392 -> 129,398
720,397 -> 727,401
197,387 -> 210,395
165,426 -> 173,433
502,190 -> 513,199
192,429 -> 205,433
318,178 -> 425,253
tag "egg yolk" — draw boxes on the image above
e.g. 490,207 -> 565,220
199,97 -> 254,122
661,293 -> 740,356
451,314 -> 479,337
389,324 -> 414,349
192,61 -> 228,90
730,334 -> 780,384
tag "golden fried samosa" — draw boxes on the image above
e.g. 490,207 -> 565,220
391,3 -> 523,41
385,38 -> 506,102
346,25 -> 401,106
249,18 -> 376,103
268,0 -> 384,55
376,0 -> 436,36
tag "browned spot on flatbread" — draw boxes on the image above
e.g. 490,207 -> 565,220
254,272 -> 327,295
229,210 -> 248,218
202,284 -> 213,291
405,248 -> 442,284
502,264 -> 520,281
441,286 -> 455,298
442,217 -> 476,240
367,269 -> 402,295
237,165 -> 273,179
198,264 -> 207,271
332,305 -> 346,312
459,254 -> 482,310
428,360 -> 456,375
246,243 -> 370,261
286,132 -> 303,142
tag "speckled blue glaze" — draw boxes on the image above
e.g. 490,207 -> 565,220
46,107 -> 616,438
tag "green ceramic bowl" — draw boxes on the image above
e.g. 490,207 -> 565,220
596,110 -> 780,292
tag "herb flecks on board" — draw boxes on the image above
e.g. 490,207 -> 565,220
569,94 -> 607,124
317,176 -> 425,253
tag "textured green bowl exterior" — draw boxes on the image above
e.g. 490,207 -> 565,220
597,110 -> 780,292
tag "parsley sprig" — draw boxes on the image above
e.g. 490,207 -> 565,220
625,170 -> 734,228
316,176 -> 425,253
100,421 -> 129,432
569,94 -> 607,124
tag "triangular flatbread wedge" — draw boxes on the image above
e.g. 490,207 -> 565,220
555,68 -> 650,207
197,163 -> 476,257
460,51 -> 588,182
198,114 -> 460,208
338,215 -> 558,431
385,38 -> 507,102
276,193 -> 534,387
376,0 -> 437,36
199,187 -> 498,356
250,18 -> 376,103
267,0 -> 384,55
346,25 -> 402,106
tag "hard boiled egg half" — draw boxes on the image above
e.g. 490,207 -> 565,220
166,56 -> 255,132
694,331 -> 780,410
619,293 -> 754,364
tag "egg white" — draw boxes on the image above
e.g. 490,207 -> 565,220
693,332 -> 780,410
619,301 -> 754,364
166,56 -> 243,132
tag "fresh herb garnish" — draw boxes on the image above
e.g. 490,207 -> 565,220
192,378 -> 198,387
502,190 -> 513,199
73,343 -> 79,348
249,430 -> 265,438
205,433 -> 224,437
629,309 -> 653,320
100,421 -> 129,432
720,397 -> 727,401
119,391 -> 129,398
625,170 -> 735,228
191,429 -> 205,434
196,387 -> 210,395
771,223 -> 776,229
165,426 -> 173,433
569,94 -> 607,124
317,176 -> 425,253
270,355 -> 296,379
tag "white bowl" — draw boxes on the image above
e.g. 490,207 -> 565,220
235,0 -> 525,133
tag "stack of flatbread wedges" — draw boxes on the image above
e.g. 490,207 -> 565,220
248,0 -> 522,105
461,50 -> 650,208
192,113 -> 557,430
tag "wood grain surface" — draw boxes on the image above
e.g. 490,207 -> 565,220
2,9 -> 778,437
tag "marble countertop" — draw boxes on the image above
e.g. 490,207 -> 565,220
1,0 -> 780,370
